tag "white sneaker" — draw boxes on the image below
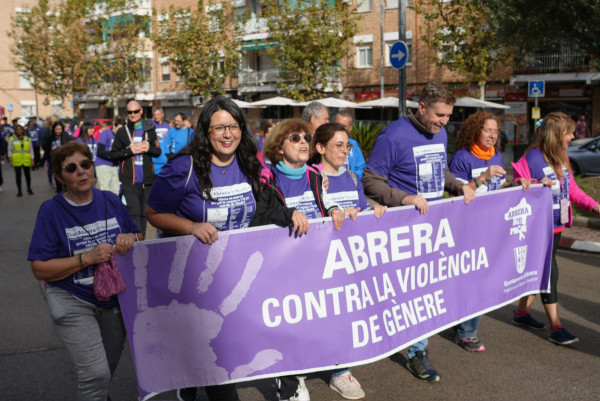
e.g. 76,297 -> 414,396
329,371 -> 365,400
279,376 -> 310,401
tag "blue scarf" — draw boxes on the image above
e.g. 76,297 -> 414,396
275,161 -> 306,180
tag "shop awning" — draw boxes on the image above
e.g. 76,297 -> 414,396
155,90 -> 191,100
510,72 -> 599,86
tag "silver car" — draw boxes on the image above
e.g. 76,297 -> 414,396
567,136 -> 600,176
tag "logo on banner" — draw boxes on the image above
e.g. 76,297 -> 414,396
514,245 -> 528,273
504,198 -> 532,240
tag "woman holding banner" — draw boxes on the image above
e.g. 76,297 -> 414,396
449,111 -> 530,352
146,97 -> 308,401
28,142 -> 141,401
512,112 -> 600,345
262,119 -> 360,401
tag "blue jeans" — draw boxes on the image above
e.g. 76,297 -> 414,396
407,338 -> 428,359
42,284 -> 127,401
457,316 -> 482,339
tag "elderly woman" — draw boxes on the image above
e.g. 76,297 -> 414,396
512,112 -> 600,345
262,119 -> 355,401
28,141 -> 141,401
146,97 -> 307,401
448,111 -> 529,352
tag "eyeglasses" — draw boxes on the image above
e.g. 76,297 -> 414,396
127,109 -> 142,115
288,133 -> 312,143
63,159 -> 93,173
482,128 -> 500,135
327,142 -> 353,151
210,123 -> 241,135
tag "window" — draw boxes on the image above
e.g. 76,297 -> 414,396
161,64 -> 170,81
357,46 -> 373,68
356,0 -> 372,13
386,0 -> 398,8
21,101 -> 36,117
19,72 -> 33,89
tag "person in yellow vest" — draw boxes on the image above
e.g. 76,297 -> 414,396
8,124 -> 34,197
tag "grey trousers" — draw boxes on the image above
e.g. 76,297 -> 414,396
42,284 -> 127,401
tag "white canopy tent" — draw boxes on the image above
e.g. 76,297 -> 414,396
249,96 -> 301,107
454,97 -> 510,109
296,97 -> 371,109
230,99 -> 265,109
358,97 -> 418,109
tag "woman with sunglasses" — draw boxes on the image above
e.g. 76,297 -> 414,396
262,119 -> 355,401
28,141 -> 142,401
146,97 -> 308,401
448,111 -> 530,352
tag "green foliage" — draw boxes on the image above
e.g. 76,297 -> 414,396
349,122 -> 383,160
261,0 -> 360,101
487,0 -> 600,61
152,0 -> 241,97
412,0 -> 514,98
10,0 -> 151,111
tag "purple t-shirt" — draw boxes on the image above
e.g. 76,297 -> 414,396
96,128 -> 115,166
147,155 -> 257,232
449,149 -> 505,194
28,189 -> 139,308
325,169 -> 369,211
85,137 -> 98,162
525,148 -> 570,229
274,171 -> 321,219
367,117 -> 448,201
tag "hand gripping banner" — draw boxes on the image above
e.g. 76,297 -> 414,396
117,186 -> 553,400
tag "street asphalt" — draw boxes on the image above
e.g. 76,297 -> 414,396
1,166 -> 599,401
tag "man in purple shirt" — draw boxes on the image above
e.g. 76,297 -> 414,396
96,118 -> 123,195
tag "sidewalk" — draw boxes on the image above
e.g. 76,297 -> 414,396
559,216 -> 600,253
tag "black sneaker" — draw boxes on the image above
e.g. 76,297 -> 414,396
455,335 -> 485,352
548,327 -> 579,345
27,188 -> 34,195
407,350 -> 441,382
177,387 -> 197,401
16,192 -> 23,197
512,311 -> 546,330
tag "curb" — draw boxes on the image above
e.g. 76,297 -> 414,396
558,236 -> 600,253
571,215 -> 600,229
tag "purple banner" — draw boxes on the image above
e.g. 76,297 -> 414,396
117,186 -> 553,400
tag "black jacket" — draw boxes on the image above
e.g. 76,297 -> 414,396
42,132 -> 74,162
110,120 -> 161,186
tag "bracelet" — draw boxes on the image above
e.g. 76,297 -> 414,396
78,253 -> 84,269
134,233 -> 140,242
474,177 -> 480,188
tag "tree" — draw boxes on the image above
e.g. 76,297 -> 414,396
261,0 -> 360,101
412,0 -> 514,99
488,0 -> 600,61
9,0 -> 89,114
11,0 -> 151,116
83,0 -> 152,114
152,0 -> 241,98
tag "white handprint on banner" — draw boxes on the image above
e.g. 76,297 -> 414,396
131,235 -> 283,392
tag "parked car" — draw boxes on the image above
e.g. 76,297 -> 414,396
567,136 -> 600,176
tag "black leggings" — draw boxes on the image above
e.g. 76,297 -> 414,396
541,232 -> 561,305
14,166 -> 31,192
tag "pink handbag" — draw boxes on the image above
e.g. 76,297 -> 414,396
94,256 -> 127,301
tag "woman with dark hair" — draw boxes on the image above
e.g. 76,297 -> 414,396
448,111 -> 529,352
76,122 -> 98,162
28,141 -> 141,401
512,112 -> 600,345
8,124 -> 34,197
43,121 -> 74,193
146,97 -> 308,401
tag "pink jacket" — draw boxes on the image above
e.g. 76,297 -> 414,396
512,153 -> 598,227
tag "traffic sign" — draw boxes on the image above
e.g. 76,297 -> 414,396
528,81 -> 545,97
532,107 -> 541,119
7,103 -> 13,111
390,41 -> 408,70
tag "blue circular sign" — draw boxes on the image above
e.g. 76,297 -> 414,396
390,41 -> 408,70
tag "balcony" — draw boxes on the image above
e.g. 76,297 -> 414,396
513,51 -> 590,74
238,68 -> 280,86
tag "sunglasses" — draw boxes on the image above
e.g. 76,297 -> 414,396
288,133 -> 312,144
127,109 -> 142,115
63,159 -> 93,173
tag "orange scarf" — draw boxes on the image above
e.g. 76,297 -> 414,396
470,143 -> 495,161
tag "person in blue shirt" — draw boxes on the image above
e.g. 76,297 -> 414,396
333,110 -> 366,180
165,112 -> 195,159
151,107 -> 170,174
